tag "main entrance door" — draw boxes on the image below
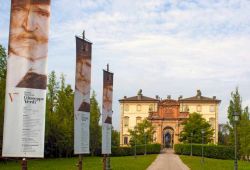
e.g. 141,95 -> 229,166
163,127 -> 174,148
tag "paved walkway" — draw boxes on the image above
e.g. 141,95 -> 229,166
147,149 -> 190,170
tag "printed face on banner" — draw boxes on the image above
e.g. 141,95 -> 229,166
102,71 -> 113,125
76,58 -> 91,95
10,0 -> 50,61
7,0 -> 50,89
103,85 -> 112,113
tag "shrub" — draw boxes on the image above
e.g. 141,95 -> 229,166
174,144 -> 234,160
111,143 -> 161,156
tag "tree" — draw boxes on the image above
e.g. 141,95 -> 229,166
129,119 -> 155,146
45,71 -> 60,157
238,107 -> 250,160
46,71 -> 59,115
0,45 -> 7,80
45,73 -> 75,157
55,74 -> 74,157
179,112 -> 214,144
112,127 -> 120,147
226,87 -> 247,149
218,124 -> 230,145
0,44 -> 7,153
90,91 -> 101,156
227,87 -> 242,127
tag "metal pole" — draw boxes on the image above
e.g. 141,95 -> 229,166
106,154 -> 111,170
202,132 -> 204,163
134,137 -> 137,158
190,133 -> 193,156
21,158 -> 27,170
103,154 -> 107,170
144,133 -> 146,155
77,154 -> 83,170
234,123 -> 238,170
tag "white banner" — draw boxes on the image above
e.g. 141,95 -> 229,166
2,0 -> 51,158
102,69 -> 113,154
74,35 -> 92,154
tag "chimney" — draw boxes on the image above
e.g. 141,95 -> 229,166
196,89 -> 201,99
124,96 -> 127,99
137,89 -> 142,100
213,96 -> 216,100
82,30 -> 85,40
167,95 -> 171,99
155,95 -> 159,100
178,95 -> 183,100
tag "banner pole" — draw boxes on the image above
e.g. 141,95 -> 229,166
21,158 -> 27,170
107,154 -> 111,170
78,154 -> 83,170
103,154 -> 107,170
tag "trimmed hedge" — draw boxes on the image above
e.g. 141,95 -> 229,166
111,143 -> 161,156
174,144 -> 235,160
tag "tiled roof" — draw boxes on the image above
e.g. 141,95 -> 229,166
179,95 -> 221,103
179,90 -> 221,103
119,95 -> 159,102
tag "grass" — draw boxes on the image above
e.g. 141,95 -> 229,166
0,154 -> 157,170
180,155 -> 250,170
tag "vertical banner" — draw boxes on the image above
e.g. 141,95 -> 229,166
2,0 -> 51,158
102,68 -> 114,154
74,35 -> 92,154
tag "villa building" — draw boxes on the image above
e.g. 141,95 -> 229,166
119,90 -> 221,146
179,90 -> 221,143
119,90 -> 159,145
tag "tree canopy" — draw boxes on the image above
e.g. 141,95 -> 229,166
90,91 -> 101,156
225,87 -> 250,160
0,44 -> 7,152
179,112 -> 214,144
0,44 -> 7,80
227,87 -> 242,127
239,106 -> 250,160
129,119 -> 155,146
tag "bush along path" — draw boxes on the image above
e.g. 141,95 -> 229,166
174,144 -> 235,160
147,148 -> 190,170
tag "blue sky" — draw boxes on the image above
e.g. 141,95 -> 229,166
1,0 -> 250,130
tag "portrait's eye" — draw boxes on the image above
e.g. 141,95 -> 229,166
12,6 -> 25,12
34,9 -> 50,17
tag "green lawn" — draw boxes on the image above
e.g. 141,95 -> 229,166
180,155 -> 250,170
0,154 -> 157,170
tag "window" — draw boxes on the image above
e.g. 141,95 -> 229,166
124,104 -> 129,111
137,104 -> 141,111
184,105 -> 189,112
197,105 -> 202,112
210,105 -> 215,112
136,117 -> 142,124
149,104 -> 153,111
124,136 -> 128,145
124,116 -> 129,127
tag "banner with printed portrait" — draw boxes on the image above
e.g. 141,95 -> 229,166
2,0 -> 51,157
74,36 -> 92,154
102,69 -> 113,154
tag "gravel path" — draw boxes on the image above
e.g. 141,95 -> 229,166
147,149 -> 190,170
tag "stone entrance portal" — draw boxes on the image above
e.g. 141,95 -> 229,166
163,127 -> 174,148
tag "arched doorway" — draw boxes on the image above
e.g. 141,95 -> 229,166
163,127 -> 174,148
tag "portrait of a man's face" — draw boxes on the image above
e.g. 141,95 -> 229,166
103,85 -> 113,113
76,58 -> 91,95
9,0 -> 50,61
